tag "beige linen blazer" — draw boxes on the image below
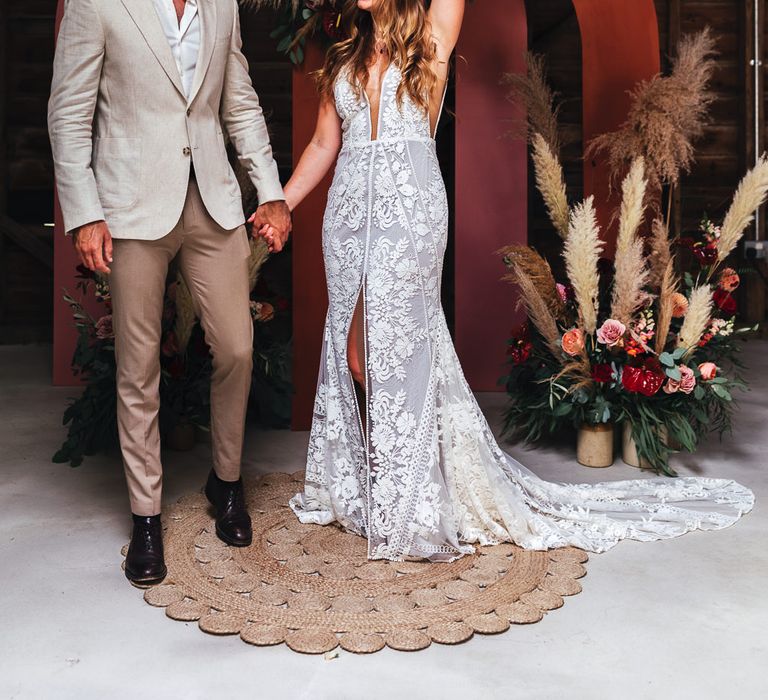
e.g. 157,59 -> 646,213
48,0 -> 285,239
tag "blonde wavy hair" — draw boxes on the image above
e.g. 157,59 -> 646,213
316,0 -> 438,112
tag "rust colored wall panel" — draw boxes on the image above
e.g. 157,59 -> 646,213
454,0 -> 529,391
573,0 -> 661,256
290,44 -> 330,430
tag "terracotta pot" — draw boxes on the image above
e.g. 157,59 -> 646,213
621,422 -> 669,468
166,422 -> 196,452
577,423 -> 615,468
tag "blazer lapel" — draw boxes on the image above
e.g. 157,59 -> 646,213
187,0 -> 218,106
120,0 -> 186,99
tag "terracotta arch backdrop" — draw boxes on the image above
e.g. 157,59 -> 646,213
572,0 -> 661,257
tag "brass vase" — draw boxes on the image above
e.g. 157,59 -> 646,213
576,423 -> 615,468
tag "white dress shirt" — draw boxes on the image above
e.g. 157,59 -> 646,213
152,0 -> 201,99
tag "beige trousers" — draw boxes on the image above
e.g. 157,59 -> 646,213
109,179 -> 253,516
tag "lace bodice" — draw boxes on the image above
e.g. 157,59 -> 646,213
334,64 -> 434,147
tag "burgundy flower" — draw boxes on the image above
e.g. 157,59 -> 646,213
591,363 -> 614,384
693,244 -> 718,266
713,288 -> 737,316
323,10 -> 344,40
95,314 -> 114,340
507,340 -> 533,366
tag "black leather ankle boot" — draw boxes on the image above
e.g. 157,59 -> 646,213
204,470 -> 253,547
125,514 -> 167,585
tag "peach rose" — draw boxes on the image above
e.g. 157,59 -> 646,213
671,292 -> 689,318
561,328 -> 584,356
596,319 -> 626,347
719,267 -> 740,293
698,362 -> 718,381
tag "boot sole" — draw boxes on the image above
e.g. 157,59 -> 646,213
125,566 -> 167,587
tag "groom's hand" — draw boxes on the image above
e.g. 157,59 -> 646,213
248,200 -> 292,253
72,220 -> 113,274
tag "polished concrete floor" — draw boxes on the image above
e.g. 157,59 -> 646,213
0,343 -> 765,700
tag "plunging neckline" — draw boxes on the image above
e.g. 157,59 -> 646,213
363,62 -> 392,142
359,62 -> 447,142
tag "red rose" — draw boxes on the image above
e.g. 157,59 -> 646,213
712,288 -> 737,316
591,363 -> 614,384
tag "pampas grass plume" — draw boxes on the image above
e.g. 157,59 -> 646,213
564,196 -> 604,334
611,158 -> 649,324
718,154 -> 768,262
531,133 -> 569,239
677,284 -> 713,356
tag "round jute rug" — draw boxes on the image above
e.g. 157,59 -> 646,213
124,471 -> 588,654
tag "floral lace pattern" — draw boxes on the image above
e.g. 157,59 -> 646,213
289,63 -> 755,562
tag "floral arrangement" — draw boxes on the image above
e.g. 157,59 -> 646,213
241,0 -> 344,65
53,241 -> 292,467
500,30 -> 767,475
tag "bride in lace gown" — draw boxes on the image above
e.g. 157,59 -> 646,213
258,0 -> 753,562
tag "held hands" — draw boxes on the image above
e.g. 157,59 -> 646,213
248,200 -> 292,253
72,220 -> 113,274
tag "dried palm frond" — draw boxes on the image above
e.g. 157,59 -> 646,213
248,238 -> 271,291
586,29 -> 716,197
677,284 -> 713,356
611,158 -> 649,324
500,243 -> 564,318
502,52 -> 561,154
647,217 -> 672,289
512,264 -> 563,361
654,260 -> 678,354
174,276 -> 198,353
564,197 -> 604,334
717,154 -> 768,263
531,133 -> 569,238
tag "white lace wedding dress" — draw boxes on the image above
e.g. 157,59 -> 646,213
289,64 -> 754,562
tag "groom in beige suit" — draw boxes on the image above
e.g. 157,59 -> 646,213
49,0 -> 291,585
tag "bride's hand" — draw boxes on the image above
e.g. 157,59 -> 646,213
257,224 -> 279,253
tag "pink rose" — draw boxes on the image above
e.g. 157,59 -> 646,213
561,328 -> 584,356
678,365 -> 696,394
698,362 -> 718,381
663,365 -> 696,394
596,319 -> 627,347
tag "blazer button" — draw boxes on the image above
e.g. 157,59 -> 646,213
183,147 -> 191,156
186,108 -> 191,117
